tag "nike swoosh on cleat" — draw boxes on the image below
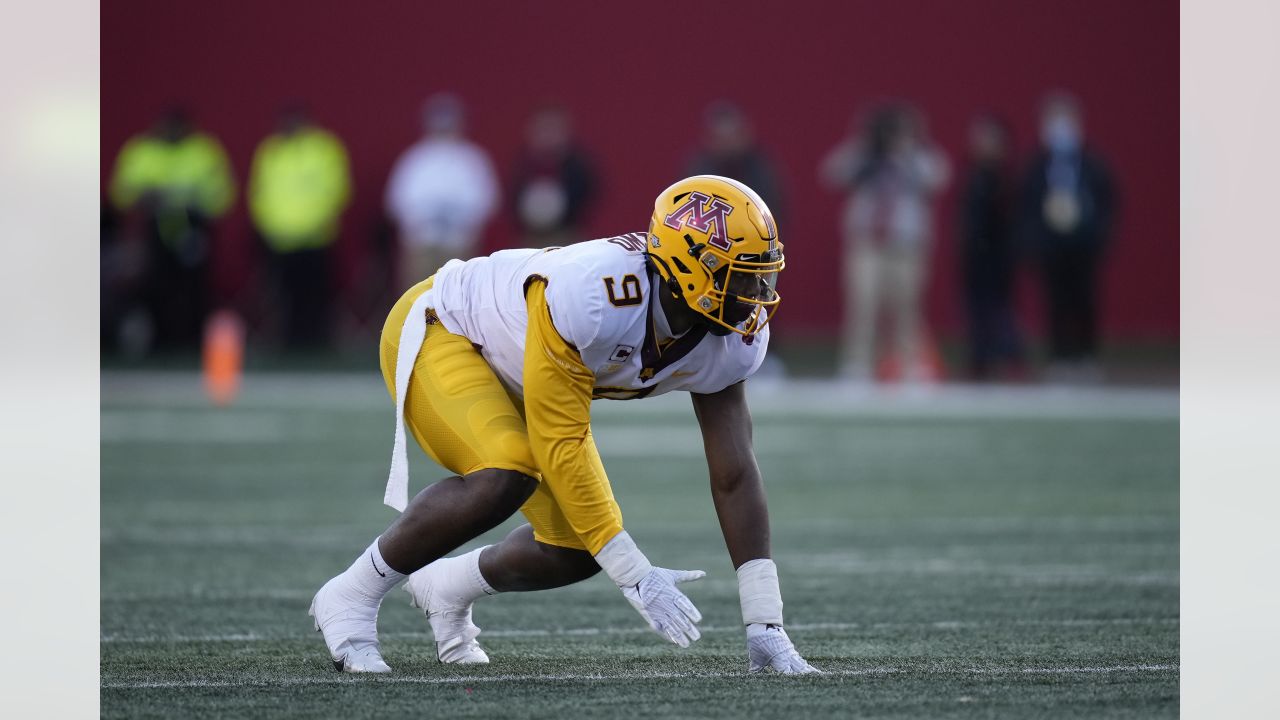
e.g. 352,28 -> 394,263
370,553 -> 386,577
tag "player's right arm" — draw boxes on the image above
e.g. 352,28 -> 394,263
522,278 -> 705,647
692,381 -> 820,674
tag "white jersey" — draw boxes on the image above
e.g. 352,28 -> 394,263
425,233 -> 770,400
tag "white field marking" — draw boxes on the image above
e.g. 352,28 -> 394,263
592,424 -> 986,458
968,664 -> 1179,675
99,412 -> 981,457
97,409 -> 822,456
99,514 -> 1178,548
100,568 -> 1177,602
100,525 -> 376,547
101,372 -> 1178,420
102,667 -> 901,689
102,588 -> 319,603
737,381 -> 1178,421
100,664 -> 1179,690
790,514 -> 1179,534
101,410 -> 288,444
99,561 -> 1175,600
99,617 -> 1178,644
787,557 -> 1179,587
99,460 -> 377,479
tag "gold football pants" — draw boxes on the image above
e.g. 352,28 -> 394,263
380,277 -> 602,551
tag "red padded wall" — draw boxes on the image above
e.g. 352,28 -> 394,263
102,0 -> 1178,340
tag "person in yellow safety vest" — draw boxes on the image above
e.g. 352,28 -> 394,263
109,107 -> 236,351
248,104 -> 352,349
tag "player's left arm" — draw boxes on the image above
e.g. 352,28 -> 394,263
691,381 -> 820,674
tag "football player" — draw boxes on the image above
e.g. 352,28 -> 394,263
310,175 -> 819,674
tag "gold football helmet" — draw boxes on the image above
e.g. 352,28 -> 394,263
646,175 -> 784,337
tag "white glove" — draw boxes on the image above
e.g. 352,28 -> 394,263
746,623 -> 821,674
594,531 -> 705,647
737,558 -> 820,674
621,567 -> 706,647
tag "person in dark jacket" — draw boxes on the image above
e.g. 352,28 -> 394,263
1019,92 -> 1116,379
108,106 -> 237,352
687,101 -> 784,221
511,103 -> 598,248
959,113 -> 1023,379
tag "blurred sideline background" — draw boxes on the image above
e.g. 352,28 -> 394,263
98,3 -> 1182,715
100,0 -> 1177,386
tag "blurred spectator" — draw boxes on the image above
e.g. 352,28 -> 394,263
100,203 -> 146,357
510,103 -> 598,247
1018,92 -> 1115,381
687,101 -> 784,217
385,93 -> 499,289
108,106 -> 235,352
248,103 -> 352,349
958,113 -> 1024,380
821,104 -> 949,381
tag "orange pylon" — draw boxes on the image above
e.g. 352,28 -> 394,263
203,309 -> 245,406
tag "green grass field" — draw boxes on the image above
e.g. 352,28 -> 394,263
101,374 -> 1179,718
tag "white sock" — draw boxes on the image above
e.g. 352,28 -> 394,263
430,546 -> 498,606
338,538 -> 407,604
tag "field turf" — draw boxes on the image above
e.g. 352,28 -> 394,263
101,373 -> 1179,718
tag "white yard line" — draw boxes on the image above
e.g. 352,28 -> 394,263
100,617 -> 1179,644
100,562 -> 1178,602
103,668 -> 902,689
102,372 -> 1178,420
100,377 -> 1176,446
100,409 -> 290,444
101,663 -> 1178,690
995,664 -> 1178,675
99,514 -> 1178,546
737,381 -> 1179,421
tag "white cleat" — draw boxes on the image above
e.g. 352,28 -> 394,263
405,566 -> 490,664
309,576 -> 392,673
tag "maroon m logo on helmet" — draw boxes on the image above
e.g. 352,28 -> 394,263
663,192 -> 734,251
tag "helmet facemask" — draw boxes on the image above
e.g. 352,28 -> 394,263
693,245 -> 784,337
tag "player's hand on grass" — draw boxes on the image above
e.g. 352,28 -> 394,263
593,530 -> 705,647
746,623 -> 821,674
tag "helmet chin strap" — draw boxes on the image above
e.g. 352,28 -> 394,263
645,253 -> 750,337
646,263 -> 704,339
645,255 -> 685,302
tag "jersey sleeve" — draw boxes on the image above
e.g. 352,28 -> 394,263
523,278 -> 624,554
540,260 -> 608,363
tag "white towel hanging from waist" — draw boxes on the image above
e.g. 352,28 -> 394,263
384,286 -> 438,512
